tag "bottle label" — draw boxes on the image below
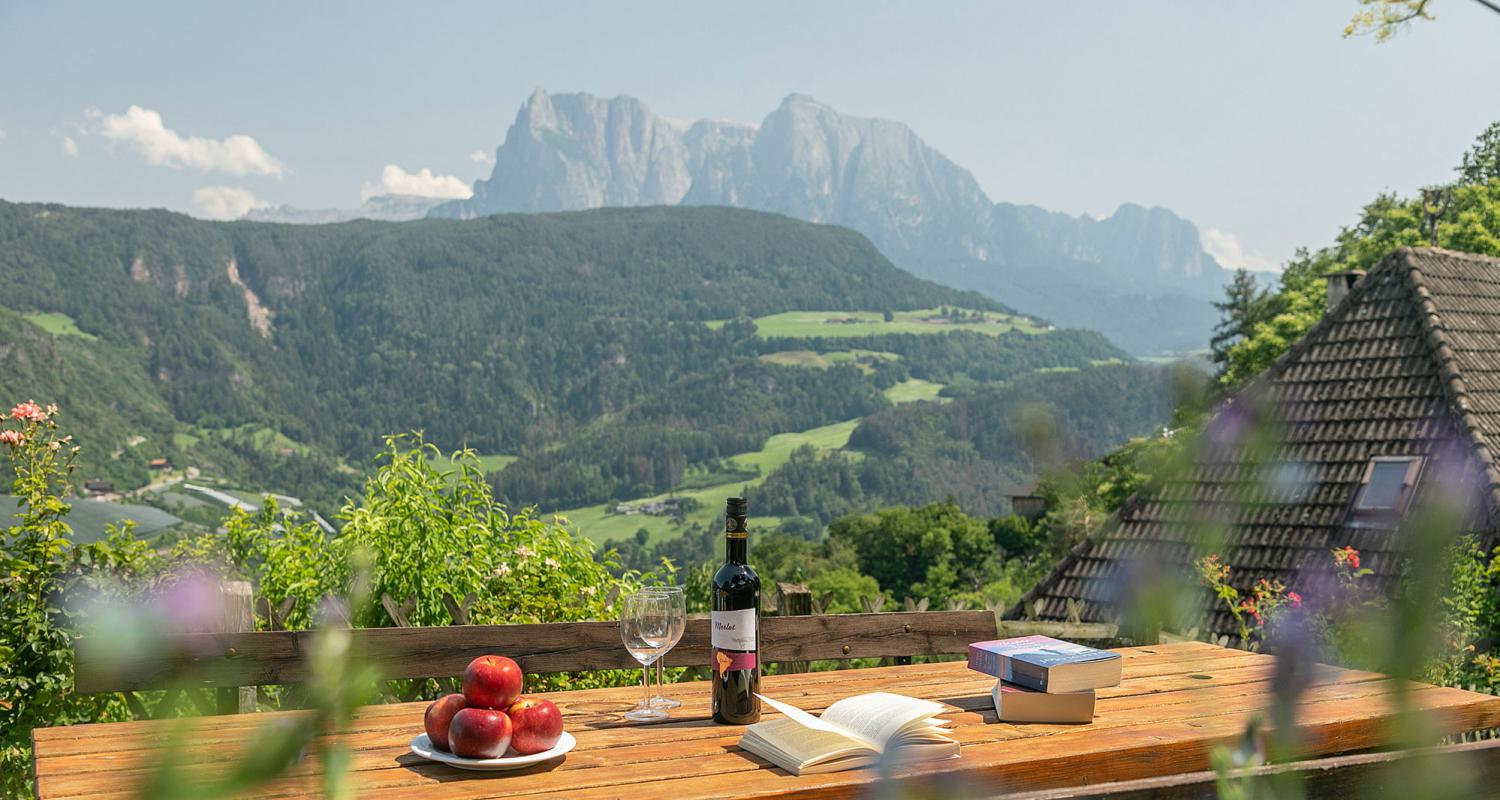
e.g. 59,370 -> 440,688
725,514 -> 747,539
713,648 -> 757,675
711,608 -> 757,650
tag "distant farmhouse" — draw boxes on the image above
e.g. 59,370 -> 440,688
1014,248 -> 1500,638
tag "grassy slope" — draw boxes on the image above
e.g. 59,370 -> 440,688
561,378 -> 944,546
23,312 -> 97,341
558,418 -> 860,546
711,308 -> 1043,339
883,379 -> 946,403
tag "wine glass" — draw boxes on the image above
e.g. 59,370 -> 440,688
620,591 -> 670,722
647,586 -> 687,711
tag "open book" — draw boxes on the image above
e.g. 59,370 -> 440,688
738,692 -> 959,776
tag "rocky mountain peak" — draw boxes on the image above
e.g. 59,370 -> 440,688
431,90 -> 1230,353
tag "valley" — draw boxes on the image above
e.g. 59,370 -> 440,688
0,200 -> 1190,561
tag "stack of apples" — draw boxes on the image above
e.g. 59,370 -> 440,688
423,655 -> 564,759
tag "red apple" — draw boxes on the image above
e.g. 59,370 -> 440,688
423,693 -> 467,751
448,707 -> 513,759
462,654 -> 524,709
506,696 -> 564,755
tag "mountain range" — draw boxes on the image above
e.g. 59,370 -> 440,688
420,90 -> 1232,354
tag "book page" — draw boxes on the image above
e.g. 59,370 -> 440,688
756,694 -> 852,737
743,717 -> 871,766
818,692 -> 947,749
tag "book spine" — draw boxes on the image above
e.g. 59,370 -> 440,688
967,647 -> 1002,678
968,648 -> 1048,691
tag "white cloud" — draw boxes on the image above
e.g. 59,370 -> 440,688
0,128 -> 7,143
60,135 -> 78,157
361,164 -> 473,201
1202,228 -> 1279,273
192,186 -> 269,220
87,105 -> 285,176
469,149 -> 494,164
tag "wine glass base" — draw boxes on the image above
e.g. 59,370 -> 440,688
649,696 -> 683,710
624,707 -> 669,722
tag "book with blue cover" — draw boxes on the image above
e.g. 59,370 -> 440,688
967,636 -> 1121,694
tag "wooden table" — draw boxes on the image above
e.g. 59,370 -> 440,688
33,642 -> 1500,799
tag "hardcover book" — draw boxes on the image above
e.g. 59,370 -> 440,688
967,636 -> 1122,694
992,680 -> 1095,723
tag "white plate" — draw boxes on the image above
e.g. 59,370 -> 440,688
408,731 -> 576,771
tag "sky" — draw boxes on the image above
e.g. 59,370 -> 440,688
2,1 -> 1498,271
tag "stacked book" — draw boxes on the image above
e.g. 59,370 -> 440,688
967,635 -> 1122,723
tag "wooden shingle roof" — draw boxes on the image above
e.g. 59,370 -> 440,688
1013,247 -> 1500,637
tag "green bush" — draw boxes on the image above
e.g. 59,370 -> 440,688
226,433 -> 653,694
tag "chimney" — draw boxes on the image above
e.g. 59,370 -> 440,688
1326,270 -> 1365,313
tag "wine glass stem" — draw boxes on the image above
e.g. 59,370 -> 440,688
641,664 -> 652,711
655,660 -> 663,696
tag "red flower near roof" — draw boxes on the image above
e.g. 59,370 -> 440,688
1333,546 -> 1360,570
1287,592 -> 1302,609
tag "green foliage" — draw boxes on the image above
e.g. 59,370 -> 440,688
1423,538 -> 1500,691
1459,121 -> 1500,186
0,404 -> 81,797
0,407 -> 189,798
226,434 -> 648,694
825,501 -> 1003,607
1209,269 -> 1273,375
491,362 -> 888,511
0,203 -> 998,507
841,363 -> 1198,517
1217,122 -> 1500,387
988,514 -> 1042,561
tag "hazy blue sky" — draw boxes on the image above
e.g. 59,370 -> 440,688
2,1 -> 1498,270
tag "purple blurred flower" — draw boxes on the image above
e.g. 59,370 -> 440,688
159,570 -> 226,634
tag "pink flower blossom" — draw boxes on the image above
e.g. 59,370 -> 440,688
1287,592 -> 1302,608
544,557 -> 560,569
495,564 -> 512,577
516,545 -> 534,559
1333,546 -> 1361,570
9,401 -> 46,422
0,430 -> 24,447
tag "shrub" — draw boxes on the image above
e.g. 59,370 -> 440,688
226,433 -> 652,694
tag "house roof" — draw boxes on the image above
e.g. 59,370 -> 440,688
1012,247 -> 1500,636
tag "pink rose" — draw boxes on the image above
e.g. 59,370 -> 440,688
9,401 -> 46,422
0,430 -> 24,447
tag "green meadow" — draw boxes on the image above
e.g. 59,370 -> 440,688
23,312 -> 96,340
709,307 -> 1044,339
559,417 -> 860,546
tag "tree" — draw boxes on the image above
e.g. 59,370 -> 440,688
825,501 -> 1002,606
1220,120 -> 1500,387
1209,269 -> 1272,374
1344,0 -> 1500,42
1344,0 -> 1434,41
1459,121 -> 1500,186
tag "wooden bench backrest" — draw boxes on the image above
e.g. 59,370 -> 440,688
74,610 -> 997,693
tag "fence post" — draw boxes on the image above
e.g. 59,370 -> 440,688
217,581 -> 256,714
777,582 -> 812,674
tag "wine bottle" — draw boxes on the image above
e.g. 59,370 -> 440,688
712,496 -> 761,724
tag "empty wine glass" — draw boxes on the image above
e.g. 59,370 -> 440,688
648,586 -> 687,711
620,591 -> 671,722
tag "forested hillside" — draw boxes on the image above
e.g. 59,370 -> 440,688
0,201 -> 1139,517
